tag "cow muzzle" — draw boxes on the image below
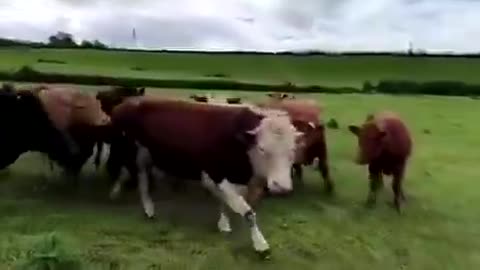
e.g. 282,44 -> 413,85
266,181 -> 293,196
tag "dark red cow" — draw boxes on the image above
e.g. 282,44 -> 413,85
257,98 -> 334,194
94,86 -> 145,169
348,111 -> 412,213
106,97 -> 303,255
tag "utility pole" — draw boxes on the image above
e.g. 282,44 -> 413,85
132,28 -> 138,48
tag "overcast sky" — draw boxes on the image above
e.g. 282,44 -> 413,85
0,0 -> 479,52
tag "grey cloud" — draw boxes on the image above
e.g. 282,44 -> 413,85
0,0 -> 479,52
75,12 -> 258,50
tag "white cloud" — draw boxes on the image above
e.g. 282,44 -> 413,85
0,0 -> 479,52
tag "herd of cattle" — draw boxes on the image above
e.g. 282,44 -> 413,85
0,83 -> 413,256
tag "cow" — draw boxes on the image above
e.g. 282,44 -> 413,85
189,94 -> 334,194
105,97 -> 303,255
33,85 -> 111,181
94,85 -> 145,169
257,98 -> 334,193
189,94 -> 209,103
189,93 -> 242,104
348,111 -> 412,213
266,92 -> 295,100
0,89 -> 79,170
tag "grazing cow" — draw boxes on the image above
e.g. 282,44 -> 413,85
35,86 -> 111,180
0,90 -> 79,170
257,98 -> 334,193
266,92 -> 295,100
189,94 -> 209,103
106,97 -> 303,255
348,111 -> 412,213
189,93 -> 242,104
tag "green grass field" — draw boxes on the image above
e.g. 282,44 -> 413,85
2,48 -> 480,87
0,87 -> 479,269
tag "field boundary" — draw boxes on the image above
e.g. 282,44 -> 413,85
2,66 -> 480,97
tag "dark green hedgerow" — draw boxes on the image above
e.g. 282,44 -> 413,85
2,66 -> 480,96
375,80 -> 480,96
0,66 -> 360,94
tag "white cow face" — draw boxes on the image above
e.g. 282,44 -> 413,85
247,115 -> 303,195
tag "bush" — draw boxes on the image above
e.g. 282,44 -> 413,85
37,59 -> 67,64
0,66 -> 362,94
362,80 -> 375,93
3,65 -> 480,96
376,80 -> 480,96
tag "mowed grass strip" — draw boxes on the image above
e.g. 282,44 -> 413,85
2,48 -> 480,87
0,90 -> 479,269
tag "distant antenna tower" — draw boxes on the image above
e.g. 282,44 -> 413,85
408,41 -> 414,55
132,28 -> 138,48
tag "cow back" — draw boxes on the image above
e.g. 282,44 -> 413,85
38,87 -> 110,131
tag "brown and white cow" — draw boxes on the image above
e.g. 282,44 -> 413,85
348,111 -> 412,213
257,97 -> 334,193
190,94 -> 334,194
106,97 -> 303,255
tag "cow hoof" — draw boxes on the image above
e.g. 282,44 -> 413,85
109,190 -> 121,201
393,202 -> 403,214
256,249 -> 272,260
365,199 -> 376,208
144,213 -> 156,220
325,185 -> 335,196
217,216 -> 232,234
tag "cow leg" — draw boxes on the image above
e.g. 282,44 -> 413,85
246,177 -> 265,208
292,164 -> 304,187
317,158 -> 334,194
109,167 -> 130,200
366,164 -> 383,207
201,174 -> 233,233
202,173 -> 270,254
136,143 -> 155,218
392,166 -> 406,213
94,141 -> 104,169
217,204 -> 232,233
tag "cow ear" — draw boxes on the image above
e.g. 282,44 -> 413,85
348,125 -> 360,136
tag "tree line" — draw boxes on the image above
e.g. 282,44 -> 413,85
0,31 -> 108,49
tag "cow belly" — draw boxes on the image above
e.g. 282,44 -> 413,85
147,146 -> 252,185
149,153 -> 202,180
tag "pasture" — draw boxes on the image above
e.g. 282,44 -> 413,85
0,87 -> 479,269
2,48 -> 480,87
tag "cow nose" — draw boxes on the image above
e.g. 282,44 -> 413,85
270,181 -> 293,196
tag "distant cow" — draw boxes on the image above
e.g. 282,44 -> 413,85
258,98 -> 334,193
348,111 -> 412,213
189,94 -> 209,103
189,93 -> 242,104
0,89 -> 79,170
266,92 -> 295,100
106,97 -> 303,255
